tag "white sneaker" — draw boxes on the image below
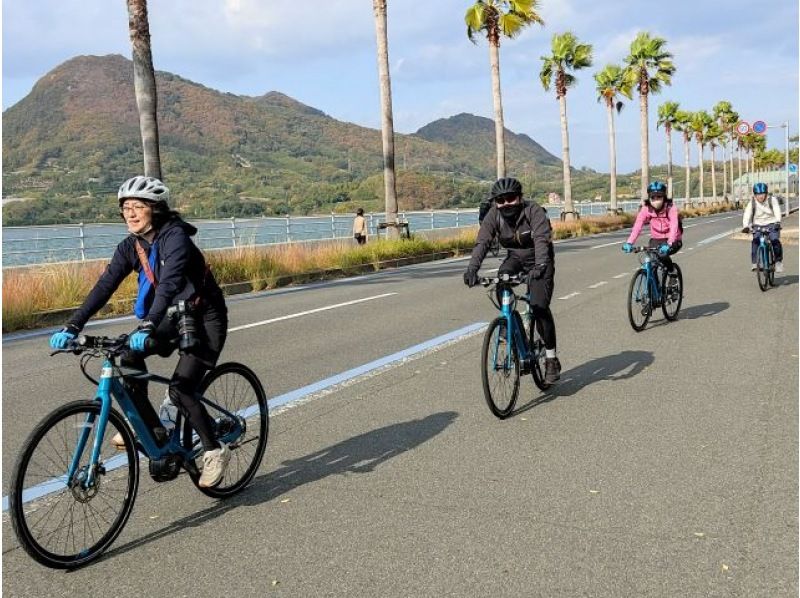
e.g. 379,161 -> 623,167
750,264 -> 757,271
199,443 -> 231,488
775,261 -> 784,273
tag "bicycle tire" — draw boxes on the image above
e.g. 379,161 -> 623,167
528,316 -> 551,391
9,400 -> 139,569
185,362 -> 269,498
757,244 -> 769,292
627,270 -> 651,332
661,264 -> 683,321
480,317 -> 520,419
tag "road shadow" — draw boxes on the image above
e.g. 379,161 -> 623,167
776,274 -> 798,287
103,411 -> 458,562
512,350 -> 655,414
677,301 -> 730,320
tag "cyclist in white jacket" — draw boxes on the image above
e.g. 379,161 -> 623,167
742,182 -> 783,273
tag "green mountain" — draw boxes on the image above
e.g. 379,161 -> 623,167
2,54 -> 604,225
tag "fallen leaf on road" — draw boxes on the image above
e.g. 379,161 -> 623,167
272,580 -> 279,586
721,564 -> 729,571
694,532 -> 705,538
149,515 -> 160,520
589,490 -> 600,494
280,499 -> 291,504
520,417 -> 527,421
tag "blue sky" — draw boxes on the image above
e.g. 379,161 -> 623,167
3,0 -> 798,173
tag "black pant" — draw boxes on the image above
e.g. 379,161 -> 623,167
122,302 -> 228,451
497,255 -> 557,351
355,234 -> 367,245
648,238 -> 682,273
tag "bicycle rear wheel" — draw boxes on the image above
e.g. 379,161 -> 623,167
661,264 -> 683,321
9,400 -> 139,569
481,317 -> 520,419
757,245 -> 769,292
627,270 -> 651,332
528,317 -> 550,391
186,362 -> 269,498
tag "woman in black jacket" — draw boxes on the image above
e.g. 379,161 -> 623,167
49,176 -> 231,488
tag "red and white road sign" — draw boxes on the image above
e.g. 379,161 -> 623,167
736,121 -> 751,135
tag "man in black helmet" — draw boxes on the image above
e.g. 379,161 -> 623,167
463,177 -> 561,383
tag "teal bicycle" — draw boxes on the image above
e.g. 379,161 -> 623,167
626,247 -> 683,332
745,225 -> 777,292
479,273 -> 549,419
9,334 -> 269,569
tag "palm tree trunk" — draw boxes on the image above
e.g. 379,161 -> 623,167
665,124 -> 673,198
373,0 -> 398,238
127,0 -> 162,179
697,140 -> 705,203
639,91 -> 649,202
722,143 -> 728,198
559,93 -> 574,219
729,141 -> 735,201
711,145 -> 717,201
683,135 -> 691,202
606,102 -> 618,212
488,40 -> 506,179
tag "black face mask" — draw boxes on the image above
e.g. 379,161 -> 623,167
499,203 -> 524,221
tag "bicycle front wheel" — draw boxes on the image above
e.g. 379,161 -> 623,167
481,317 -> 520,419
661,264 -> 683,321
757,245 -> 769,292
767,244 -> 776,287
9,400 -> 139,569
187,362 -> 269,498
627,270 -> 651,332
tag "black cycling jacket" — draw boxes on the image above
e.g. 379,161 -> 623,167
67,217 -> 225,331
467,200 -> 554,272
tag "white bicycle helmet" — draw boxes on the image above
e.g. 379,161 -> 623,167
118,176 -> 170,206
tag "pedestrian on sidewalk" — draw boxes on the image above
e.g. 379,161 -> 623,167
353,208 -> 368,245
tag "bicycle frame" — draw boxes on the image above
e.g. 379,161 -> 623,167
754,228 -> 772,266
636,250 -> 663,305
70,355 -> 242,487
493,286 -> 531,370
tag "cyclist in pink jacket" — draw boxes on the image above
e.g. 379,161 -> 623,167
621,181 -> 683,277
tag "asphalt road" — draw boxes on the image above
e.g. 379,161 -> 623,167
2,211 -> 797,597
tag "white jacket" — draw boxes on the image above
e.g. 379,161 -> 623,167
743,196 -> 782,228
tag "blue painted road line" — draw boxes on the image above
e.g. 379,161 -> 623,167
4,321 -> 488,511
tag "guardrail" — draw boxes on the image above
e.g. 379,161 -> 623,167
4,197 -> 790,268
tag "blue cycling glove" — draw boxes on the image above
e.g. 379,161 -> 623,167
49,328 -> 76,350
128,323 -> 154,352
621,242 -> 633,253
658,243 -> 671,256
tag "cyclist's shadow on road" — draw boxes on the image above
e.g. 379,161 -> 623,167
107,411 -> 458,561
513,350 -> 654,415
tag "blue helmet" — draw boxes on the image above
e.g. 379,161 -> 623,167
647,181 -> 667,197
753,182 -> 768,195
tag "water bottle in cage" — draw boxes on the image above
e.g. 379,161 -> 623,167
159,392 -> 178,434
520,302 -> 532,337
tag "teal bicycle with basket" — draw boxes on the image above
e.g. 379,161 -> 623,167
9,334 -> 269,569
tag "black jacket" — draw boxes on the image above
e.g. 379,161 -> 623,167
467,200 -> 554,271
68,217 -> 225,331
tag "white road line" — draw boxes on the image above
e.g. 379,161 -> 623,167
587,281 -> 608,289
612,273 -> 629,279
688,247 -> 696,251
684,224 -> 698,228
558,292 -> 581,300
697,230 -> 734,245
590,241 -> 622,250
228,293 -> 398,332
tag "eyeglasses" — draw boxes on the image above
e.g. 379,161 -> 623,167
494,195 -> 519,206
120,203 -> 151,214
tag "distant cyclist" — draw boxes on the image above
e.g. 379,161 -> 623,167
622,181 -> 683,282
742,182 -> 783,273
463,177 -> 561,384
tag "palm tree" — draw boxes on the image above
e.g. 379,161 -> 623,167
673,110 -> 693,202
624,32 -> 676,201
372,0 -> 399,238
707,123 -> 723,202
689,110 -> 713,203
466,0 -> 544,178
594,64 -> 634,213
713,101 -> 738,199
127,0 -> 162,179
656,101 -> 680,198
540,32 -> 592,221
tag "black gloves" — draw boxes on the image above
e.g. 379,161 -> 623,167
531,264 -> 548,279
463,268 -> 479,288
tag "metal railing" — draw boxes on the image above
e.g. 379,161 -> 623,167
3,197 -> 782,268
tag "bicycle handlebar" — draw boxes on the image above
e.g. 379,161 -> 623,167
479,273 -> 525,287
50,334 -> 158,357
